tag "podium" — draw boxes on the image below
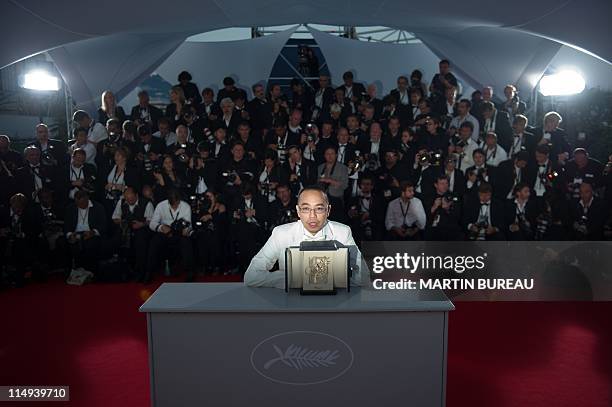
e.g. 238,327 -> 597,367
140,283 -> 453,407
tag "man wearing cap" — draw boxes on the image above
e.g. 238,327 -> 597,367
244,186 -> 364,288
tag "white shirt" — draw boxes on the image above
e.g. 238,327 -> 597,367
88,122 -> 108,144
70,142 -> 97,166
385,197 -> 426,231
457,139 -> 477,173
149,200 -> 192,232
244,220 -> 364,289
484,145 -> 507,167
67,201 -> 99,237
112,198 -> 154,221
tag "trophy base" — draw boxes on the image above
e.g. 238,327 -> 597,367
300,288 -> 337,296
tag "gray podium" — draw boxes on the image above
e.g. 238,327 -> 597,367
140,283 -> 454,407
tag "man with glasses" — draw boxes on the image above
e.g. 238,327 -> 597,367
244,186 -> 364,288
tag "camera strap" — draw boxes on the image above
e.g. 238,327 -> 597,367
71,166 -> 83,181
169,206 -> 180,223
400,199 -> 411,226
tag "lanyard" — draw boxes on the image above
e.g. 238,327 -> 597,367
400,200 -> 410,226
169,206 -> 180,223
112,166 -> 124,184
79,208 -> 89,225
71,166 -> 83,180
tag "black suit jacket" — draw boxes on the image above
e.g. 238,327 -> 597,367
533,127 -> 571,159
504,198 -> 541,240
338,83 -> 366,103
130,104 -> 163,131
492,159 -> 527,200
213,113 -> 242,137
15,164 -> 60,201
246,98 -> 274,133
281,159 -> 318,195
63,200 -> 107,237
462,197 -> 506,234
31,139 -> 69,168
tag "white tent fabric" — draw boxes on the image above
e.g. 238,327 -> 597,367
415,27 -> 562,96
307,27 -> 442,96
154,26 -> 298,99
49,33 -> 185,112
2,0 -> 611,71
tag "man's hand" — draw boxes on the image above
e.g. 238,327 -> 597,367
233,175 -> 242,186
131,221 -> 145,230
485,226 -> 497,235
181,228 -> 191,237
83,231 -> 95,240
245,208 -> 256,218
159,225 -> 171,235
72,179 -> 84,188
68,234 -> 78,244
509,223 -> 520,233
406,227 -> 419,237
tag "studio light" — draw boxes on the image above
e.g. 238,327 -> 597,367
539,70 -> 585,96
21,70 -> 60,91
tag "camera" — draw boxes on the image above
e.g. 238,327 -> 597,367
222,170 -> 238,184
41,151 -> 58,167
177,143 -> 190,163
170,219 -> 191,235
469,221 -> 489,241
365,154 -> 380,172
443,193 -> 459,204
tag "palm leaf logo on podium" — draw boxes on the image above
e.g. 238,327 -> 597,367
264,344 -> 340,370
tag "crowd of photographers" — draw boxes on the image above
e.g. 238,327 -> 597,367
1,62 -> 611,287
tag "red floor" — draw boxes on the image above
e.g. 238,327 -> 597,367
0,276 -> 610,407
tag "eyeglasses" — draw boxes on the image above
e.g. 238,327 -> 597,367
298,206 -> 328,215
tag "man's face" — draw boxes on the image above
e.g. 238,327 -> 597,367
360,179 -> 373,194
485,135 -> 496,147
435,179 -> 449,194
26,149 -> 40,165
388,118 -> 400,132
459,126 -> 472,140
474,153 -> 485,166
385,152 -> 398,166
72,153 -> 85,167
445,88 -> 456,101
513,119 -> 526,134
297,190 -> 330,234
254,86 -> 265,99
343,76 -> 353,86
478,191 -> 492,203
516,159 -> 528,169
222,103 -> 233,115
425,120 -> 438,134
535,151 -> 548,164
364,107 -> 374,120
337,129 -> 349,144
76,197 -> 89,210
580,183 -> 593,202
324,148 -> 337,163
141,133 -> 152,144
238,125 -> 250,139
319,76 -> 329,88
203,92 -> 214,104
575,153 -> 588,168
288,148 -> 301,163
321,123 -> 333,137
107,122 -> 120,134
418,100 -> 429,113
439,62 -> 449,75
274,126 -> 286,137
215,129 -> 226,142
335,89 -> 345,102
409,92 -> 420,105
401,186 -> 415,200
482,88 -> 493,101
457,101 -> 468,116
290,111 -> 301,126
36,126 -> 49,143
232,145 -> 245,161
271,86 -> 281,98
277,186 -> 290,203
504,87 -> 514,100
397,77 -> 408,91
445,160 -> 456,172
517,187 -> 530,201
138,93 -> 149,106
124,189 -> 138,206
544,117 -> 559,132
177,127 -> 188,143
370,124 -> 382,141
347,116 -> 358,130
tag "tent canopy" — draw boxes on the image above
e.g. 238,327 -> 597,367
2,0 -> 611,110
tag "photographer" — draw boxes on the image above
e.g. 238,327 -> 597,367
335,127 -> 358,166
220,142 -> 257,206
412,148 -> 439,198
317,146 -> 349,221
215,97 -> 241,137
30,188 -> 65,275
571,181 -> 605,240
480,101 -> 512,152
443,157 -> 466,197
448,99 -> 480,142
483,132 -> 507,167
182,104 -> 207,145
563,148 -> 604,199
385,181 -> 426,240
257,149 -> 283,204
448,121 -> 477,173
147,188 -> 195,282
176,71 -> 201,106
68,127 -> 97,167
268,184 -> 298,228
300,122 -> 322,163
268,84 -> 290,127
312,75 -> 334,123
236,121 -> 264,161
282,144 -> 317,198
30,123 -> 68,170
217,77 -> 247,104
103,147 -> 139,219
187,142 -> 219,195
265,120 -> 298,165
230,184 -> 268,274
135,123 -> 165,186
421,116 -> 449,155
504,182 -> 539,241
15,146 -> 59,204
73,110 -> 108,147
152,117 -> 178,147
424,175 -> 463,241
0,193 -> 44,287
393,128 -> 417,169
167,124 -> 197,175
527,144 -> 564,203
111,187 -> 153,281
193,190 -> 228,275
210,128 -> 230,162
374,149 -> 410,202
464,148 -> 492,192
347,175 -> 385,243
66,148 -> 97,201
247,84 -> 273,136
153,155 -> 187,203
198,88 -> 221,122
337,71 -> 366,109
96,120 -> 134,173
462,182 -> 505,240
499,84 -> 526,118
493,151 -> 529,201
64,190 -> 107,274
130,90 -> 163,131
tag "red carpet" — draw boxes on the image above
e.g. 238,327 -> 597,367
1,276 -> 610,407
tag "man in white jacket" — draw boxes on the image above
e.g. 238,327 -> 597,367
244,186 -> 365,288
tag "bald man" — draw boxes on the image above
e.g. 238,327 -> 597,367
244,186 -> 364,288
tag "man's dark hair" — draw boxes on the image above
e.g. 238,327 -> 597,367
459,98 -> 472,109
481,101 -> 495,112
400,180 -> 414,192
536,144 -> 550,155
72,110 -> 90,122
137,123 -> 152,137
74,190 -> 89,201
472,148 -> 485,158
460,121 -> 474,131
342,71 -> 354,80
513,182 -> 530,195
439,59 -> 450,66
478,182 -> 493,194
167,188 -> 181,205
223,77 -> 235,86
73,127 -> 88,138
178,71 -> 192,81
436,174 -> 450,183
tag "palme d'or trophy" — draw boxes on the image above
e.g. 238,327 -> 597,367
285,240 -> 350,295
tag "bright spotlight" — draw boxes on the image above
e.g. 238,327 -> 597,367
539,70 -> 585,96
21,70 -> 60,91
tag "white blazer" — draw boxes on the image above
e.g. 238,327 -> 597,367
244,220 -> 365,288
